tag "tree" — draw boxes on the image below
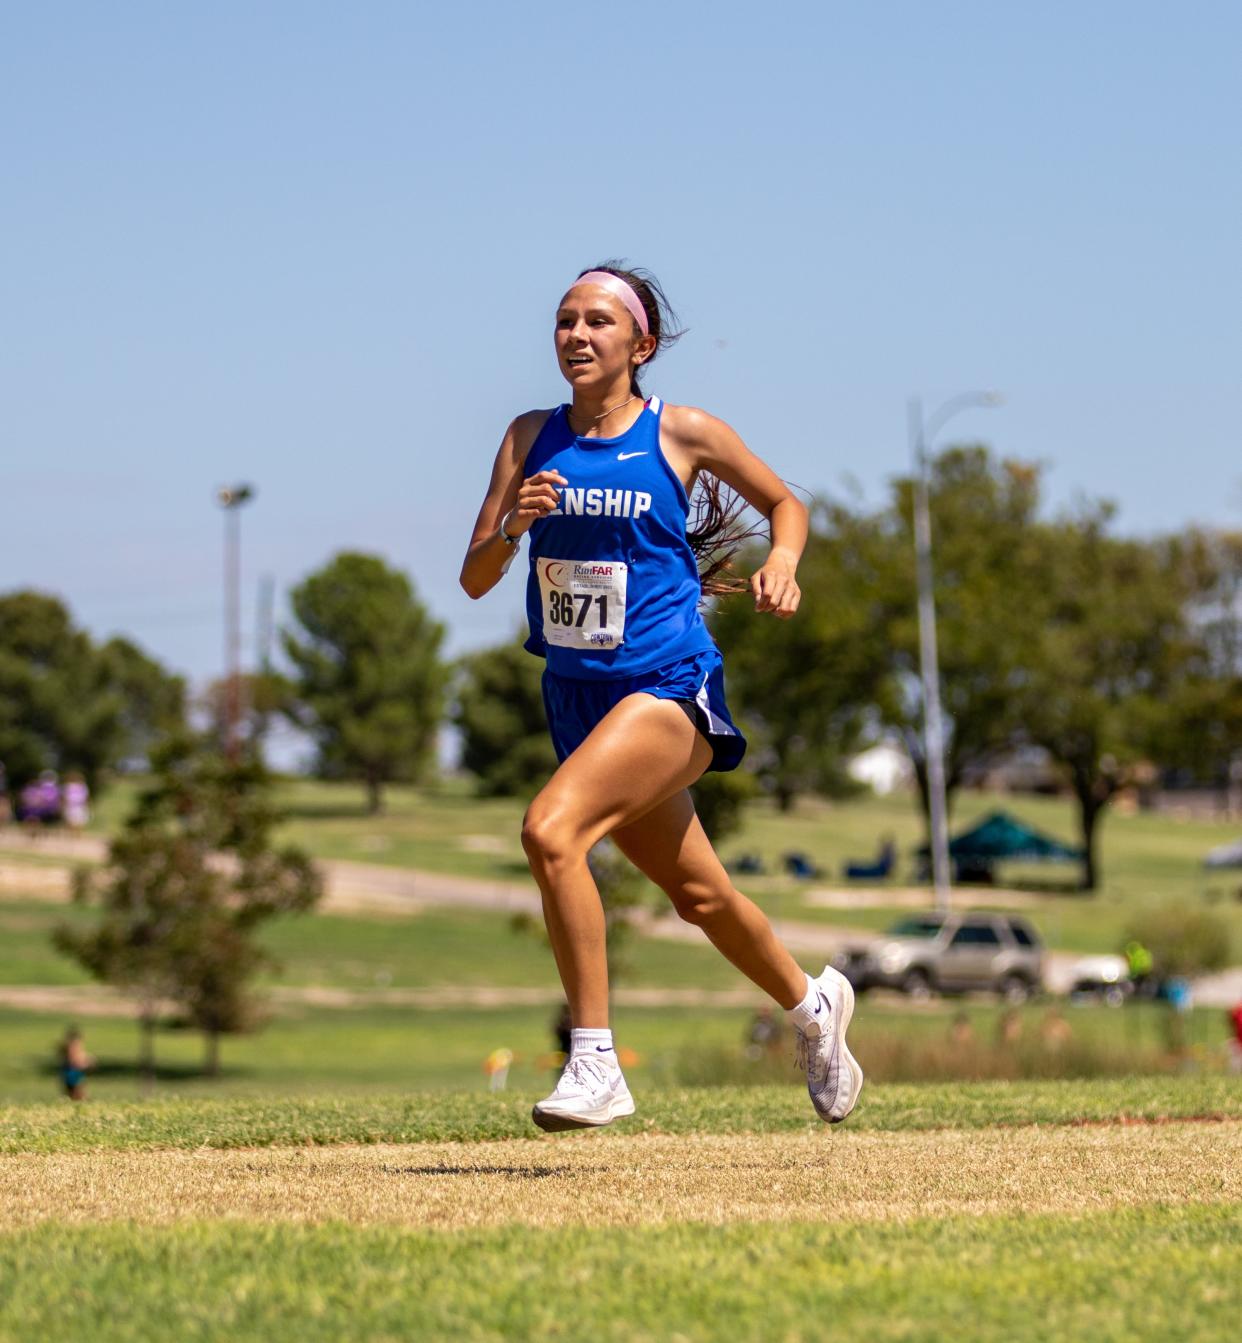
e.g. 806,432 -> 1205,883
56,734 -> 322,1080
878,447 -> 1048,829
690,768 -> 758,845
1020,511 -> 1195,890
282,553 -> 448,813
0,593 -> 186,791
99,636 -> 187,763
710,503 -> 890,810
201,669 -> 292,756
453,636 -> 558,796
0,590 -> 124,790
1159,529 -> 1242,807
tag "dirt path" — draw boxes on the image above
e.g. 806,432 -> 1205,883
0,844 -> 1042,961
1,1122 -> 1237,1230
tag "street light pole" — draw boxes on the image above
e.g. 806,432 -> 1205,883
909,393 -> 1001,914
216,484 -> 255,761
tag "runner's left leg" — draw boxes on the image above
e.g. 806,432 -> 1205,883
610,790 -> 807,1008
614,788 -> 864,1122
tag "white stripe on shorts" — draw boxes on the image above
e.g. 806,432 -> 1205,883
695,672 -> 736,738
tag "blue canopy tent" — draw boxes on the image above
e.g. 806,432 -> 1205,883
919,809 -> 1084,884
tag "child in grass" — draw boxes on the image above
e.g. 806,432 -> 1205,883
58,1025 -> 93,1101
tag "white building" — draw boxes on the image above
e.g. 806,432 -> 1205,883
847,742 -> 914,795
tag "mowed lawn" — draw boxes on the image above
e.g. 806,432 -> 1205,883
5,994 -> 1230,1107
2,893 -> 1234,1105
73,774 -> 1242,958
1,1081 -> 1239,1342
4,780 -> 1238,1337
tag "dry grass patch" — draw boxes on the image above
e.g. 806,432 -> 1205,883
2,1122 -> 1238,1231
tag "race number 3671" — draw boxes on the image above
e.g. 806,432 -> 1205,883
537,558 -> 628,650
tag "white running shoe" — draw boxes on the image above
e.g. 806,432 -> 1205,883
531,1052 -> 636,1132
795,965 -> 864,1124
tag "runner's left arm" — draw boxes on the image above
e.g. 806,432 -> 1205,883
665,407 -> 808,619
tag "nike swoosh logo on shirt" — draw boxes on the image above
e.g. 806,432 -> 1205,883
617,451 -> 648,461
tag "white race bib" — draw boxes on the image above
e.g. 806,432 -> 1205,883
537,558 -> 628,650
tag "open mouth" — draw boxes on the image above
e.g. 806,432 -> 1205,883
565,356 -> 592,367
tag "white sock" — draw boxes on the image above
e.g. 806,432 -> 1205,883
570,1028 -> 617,1064
787,974 -> 830,1036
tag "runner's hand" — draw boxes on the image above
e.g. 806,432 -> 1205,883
504,470 -> 567,536
752,553 -> 801,619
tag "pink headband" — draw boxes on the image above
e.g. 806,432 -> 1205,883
571,270 -> 650,335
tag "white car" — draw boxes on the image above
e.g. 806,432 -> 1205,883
832,911 -> 1045,1003
1068,954 -> 1132,1006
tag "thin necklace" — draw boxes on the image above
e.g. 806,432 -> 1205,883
568,393 -> 636,432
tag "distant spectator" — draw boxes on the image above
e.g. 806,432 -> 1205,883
996,1006 -> 1023,1048
949,1011 -> 976,1049
1124,940 -> 1155,997
746,1006 -> 784,1060
1039,1006 -> 1072,1053
552,1003 -> 572,1062
1163,977 -> 1193,1057
58,1025 -> 94,1101
1165,976 -> 1193,1013
484,1047 -> 514,1091
20,771 -> 62,827
63,772 -> 90,829
0,762 -> 10,827
1227,1003 -> 1242,1075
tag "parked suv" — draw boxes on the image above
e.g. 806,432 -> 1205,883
832,912 -> 1045,1003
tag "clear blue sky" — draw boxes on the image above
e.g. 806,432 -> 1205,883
4,2 -> 1240,690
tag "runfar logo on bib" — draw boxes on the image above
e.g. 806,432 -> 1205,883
542,561 -> 617,588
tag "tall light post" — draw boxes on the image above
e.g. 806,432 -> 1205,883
909,393 -> 1001,913
216,483 -> 255,761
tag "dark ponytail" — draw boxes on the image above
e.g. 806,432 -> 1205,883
577,261 -> 758,598
687,477 -> 773,599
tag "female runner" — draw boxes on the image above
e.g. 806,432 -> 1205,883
460,263 -> 862,1131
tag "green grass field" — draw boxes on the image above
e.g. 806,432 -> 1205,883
1,1081 -> 1239,1341
2,779 -> 1238,1338
74,775 -> 1242,961
236,772 -> 1231,893
2,991 -> 1232,1109
3,1208 -> 1237,1343
2,888 -> 1235,1108
0,898 -> 744,993
5,1076 -> 1241,1151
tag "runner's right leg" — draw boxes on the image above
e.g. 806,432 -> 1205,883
522,694 -> 715,1130
521,693 -> 715,1028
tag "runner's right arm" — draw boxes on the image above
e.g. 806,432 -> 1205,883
460,411 -> 563,598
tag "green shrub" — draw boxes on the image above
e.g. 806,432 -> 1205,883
1124,903 -> 1232,976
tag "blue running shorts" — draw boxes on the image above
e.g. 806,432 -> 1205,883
541,647 -> 747,774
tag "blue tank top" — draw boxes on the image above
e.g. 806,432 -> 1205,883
522,396 -> 717,680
